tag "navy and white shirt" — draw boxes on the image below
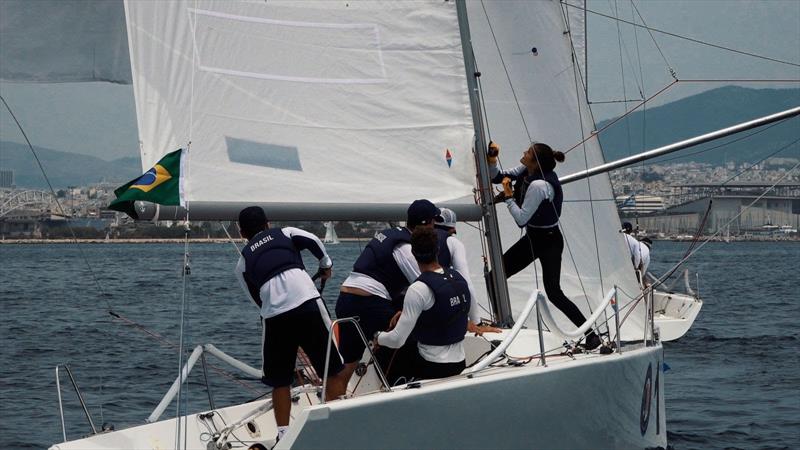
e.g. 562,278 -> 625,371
377,268 -> 481,363
342,228 -> 420,300
235,227 -> 332,319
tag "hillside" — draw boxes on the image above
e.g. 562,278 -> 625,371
0,141 -> 141,188
1,86 -> 797,189
597,86 -> 800,165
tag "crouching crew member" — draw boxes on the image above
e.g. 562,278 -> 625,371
333,199 -> 441,393
234,206 -> 345,441
374,227 -> 479,380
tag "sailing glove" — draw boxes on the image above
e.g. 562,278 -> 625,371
502,177 -> 513,197
493,177 -> 513,203
487,141 -> 500,164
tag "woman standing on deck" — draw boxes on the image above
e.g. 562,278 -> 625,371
488,142 -> 601,350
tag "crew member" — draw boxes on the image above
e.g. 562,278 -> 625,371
234,206 -> 345,441
622,222 -> 650,284
638,237 -> 652,280
433,207 -> 493,331
621,222 -> 642,270
488,141 -> 602,350
375,227 -> 481,380
333,199 -> 440,393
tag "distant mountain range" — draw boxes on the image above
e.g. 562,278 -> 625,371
597,86 -> 800,165
2,86 -> 797,189
0,141 -> 141,189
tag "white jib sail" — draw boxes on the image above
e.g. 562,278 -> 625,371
124,0 -> 476,206
459,0 -> 646,341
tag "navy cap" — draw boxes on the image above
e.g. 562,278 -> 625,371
407,199 -> 441,226
621,222 -> 633,233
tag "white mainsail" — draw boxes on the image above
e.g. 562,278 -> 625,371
459,0 -> 647,340
124,0 -> 647,340
125,0 -> 476,207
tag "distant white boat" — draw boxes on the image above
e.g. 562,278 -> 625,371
323,221 -> 340,244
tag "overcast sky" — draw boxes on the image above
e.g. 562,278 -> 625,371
1,0 -> 798,162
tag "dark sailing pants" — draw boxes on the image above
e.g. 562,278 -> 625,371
501,226 -> 591,332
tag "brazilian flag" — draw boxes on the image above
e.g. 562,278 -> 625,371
108,149 -> 183,218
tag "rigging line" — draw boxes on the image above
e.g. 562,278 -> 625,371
589,98 -> 644,104
650,163 -> 800,293
631,1 -> 649,232
678,78 -> 800,83
557,1 -> 601,315
181,0 -> 199,434
534,3 -> 591,308
563,2 -> 800,68
472,55 -> 493,142
479,0 -> 532,141
720,137 -> 800,186
564,79 -> 678,154
220,222 -> 243,254
609,0 -> 639,234
0,94 -> 114,312
175,219 -> 192,448
643,117 -> 795,165
628,0 -> 676,77
680,199 -> 713,261
607,0 -> 646,97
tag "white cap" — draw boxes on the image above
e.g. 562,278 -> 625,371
437,208 -> 457,229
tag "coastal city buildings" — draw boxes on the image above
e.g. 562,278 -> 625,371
610,159 -> 800,239
1,159 -> 798,240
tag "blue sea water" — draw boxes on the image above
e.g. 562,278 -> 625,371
0,240 -> 798,449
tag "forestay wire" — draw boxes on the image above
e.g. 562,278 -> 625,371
175,1 -> 200,446
0,94 -> 113,312
1,93 -> 267,433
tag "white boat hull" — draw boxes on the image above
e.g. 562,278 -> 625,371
654,291 -> 703,341
51,333 -> 667,450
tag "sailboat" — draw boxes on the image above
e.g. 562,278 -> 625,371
322,222 -> 340,245
33,0 -> 797,449
49,1 -> 666,448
